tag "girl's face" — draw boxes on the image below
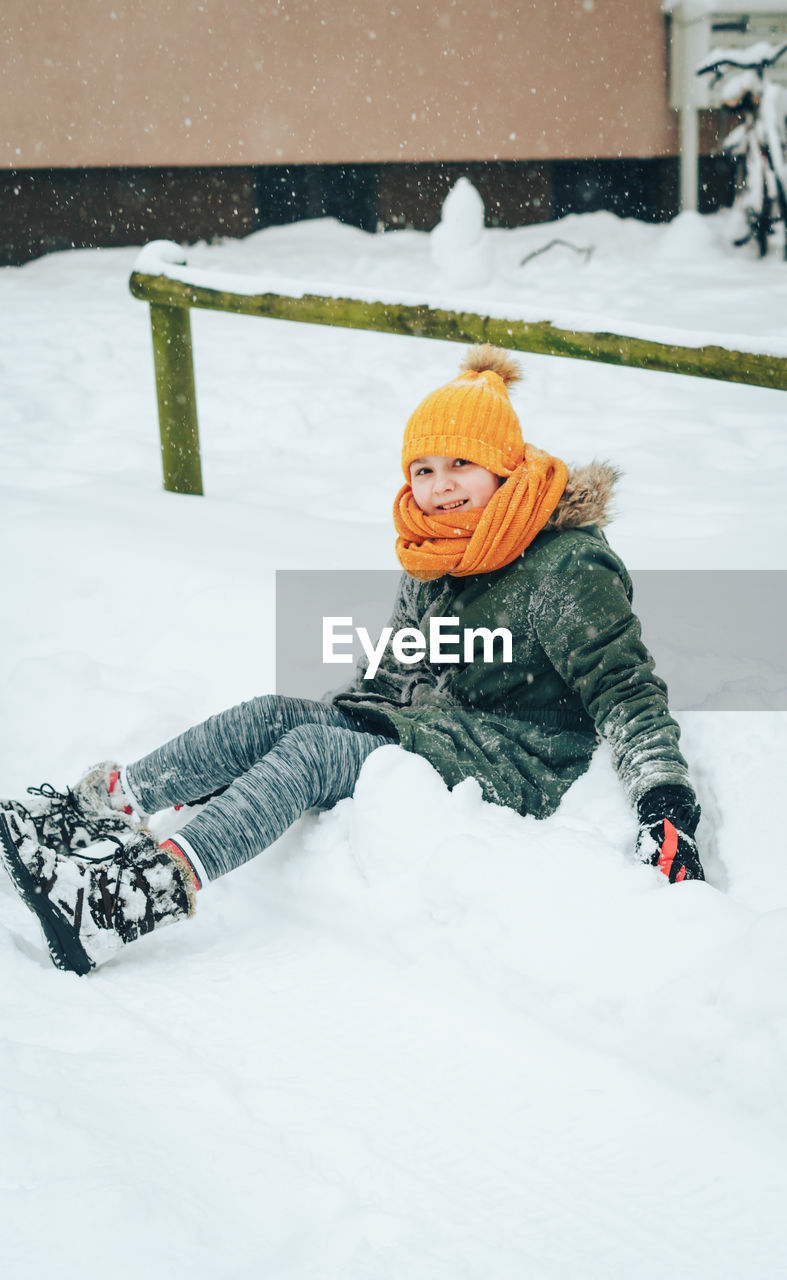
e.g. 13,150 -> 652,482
409,455 -> 502,516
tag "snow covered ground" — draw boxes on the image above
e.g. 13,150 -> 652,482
1,210 -> 787,1278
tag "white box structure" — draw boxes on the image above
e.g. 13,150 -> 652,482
664,1 -> 787,206
665,1 -> 787,105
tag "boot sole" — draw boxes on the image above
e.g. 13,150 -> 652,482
0,812 -> 94,976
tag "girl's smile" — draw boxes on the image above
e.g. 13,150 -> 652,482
409,455 -> 501,516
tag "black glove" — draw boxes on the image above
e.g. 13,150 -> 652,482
635,785 -> 705,883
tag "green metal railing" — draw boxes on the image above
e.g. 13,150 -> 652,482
129,267 -> 787,496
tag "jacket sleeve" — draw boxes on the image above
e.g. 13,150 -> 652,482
332,571 -> 435,702
531,532 -> 693,805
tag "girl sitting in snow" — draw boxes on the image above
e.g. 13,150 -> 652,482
0,345 -> 704,974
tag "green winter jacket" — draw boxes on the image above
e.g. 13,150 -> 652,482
333,464 -> 692,818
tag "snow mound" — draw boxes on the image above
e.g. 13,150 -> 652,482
656,210 -> 728,261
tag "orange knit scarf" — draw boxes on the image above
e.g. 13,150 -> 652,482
394,443 -> 568,581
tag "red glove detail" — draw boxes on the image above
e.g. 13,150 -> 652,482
655,819 -> 684,880
636,786 -> 704,884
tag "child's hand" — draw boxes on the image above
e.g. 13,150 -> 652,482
635,785 -> 705,883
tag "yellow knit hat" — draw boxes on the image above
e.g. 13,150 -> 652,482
401,344 -> 524,480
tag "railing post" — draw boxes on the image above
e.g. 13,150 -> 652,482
149,301 -> 203,495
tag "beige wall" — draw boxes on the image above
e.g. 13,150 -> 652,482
3,0 -> 677,169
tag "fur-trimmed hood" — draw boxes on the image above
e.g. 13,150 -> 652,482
544,462 -> 619,532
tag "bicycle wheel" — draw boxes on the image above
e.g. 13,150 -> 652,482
754,186 -> 772,256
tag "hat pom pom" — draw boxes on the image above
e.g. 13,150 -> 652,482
460,344 -> 522,387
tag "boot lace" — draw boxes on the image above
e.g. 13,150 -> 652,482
26,782 -> 128,845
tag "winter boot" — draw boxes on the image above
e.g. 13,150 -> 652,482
0,808 -> 196,975
0,761 -> 140,855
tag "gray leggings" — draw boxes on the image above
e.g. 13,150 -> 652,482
125,696 -> 394,882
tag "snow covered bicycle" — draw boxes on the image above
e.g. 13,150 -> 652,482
696,39 -> 787,258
